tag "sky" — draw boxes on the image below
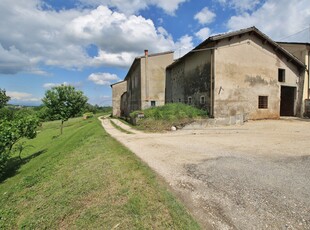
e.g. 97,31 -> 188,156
1,0 -> 310,106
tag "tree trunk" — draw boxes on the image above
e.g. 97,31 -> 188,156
61,120 -> 64,135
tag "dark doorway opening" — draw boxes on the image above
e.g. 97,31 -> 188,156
280,86 -> 295,116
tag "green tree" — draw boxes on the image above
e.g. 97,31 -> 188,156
0,88 -> 10,109
0,115 -> 39,174
42,85 -> 88,134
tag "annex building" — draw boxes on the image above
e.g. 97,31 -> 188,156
165,27 -> 306,122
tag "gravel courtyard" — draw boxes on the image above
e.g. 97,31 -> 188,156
100,118 -> 310,229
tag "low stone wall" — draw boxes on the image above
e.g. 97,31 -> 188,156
182,114 -> 246,130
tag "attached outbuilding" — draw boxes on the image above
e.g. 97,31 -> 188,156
121,50 -> 174,116
277,42 -> 310,116
166,27 -> 306,122
111,81 -> 127,117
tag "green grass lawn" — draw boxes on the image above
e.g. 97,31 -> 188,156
0,116 -> 200,229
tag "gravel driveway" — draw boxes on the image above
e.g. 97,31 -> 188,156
100,118 -> 310,229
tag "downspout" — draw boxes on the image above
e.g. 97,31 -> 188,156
308,51 -> 310,99
210,49 -> 215,118
144,49 -> 149,103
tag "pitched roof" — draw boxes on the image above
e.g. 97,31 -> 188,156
110,80 -> 126,88
277,41 -> 310,46
168,27 -> 306,70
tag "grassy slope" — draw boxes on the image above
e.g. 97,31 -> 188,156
0,117 -> 200,229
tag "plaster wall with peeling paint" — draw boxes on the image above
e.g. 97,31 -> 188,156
214,34 -> 301,120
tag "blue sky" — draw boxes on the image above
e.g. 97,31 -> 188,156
1,0 -> 309,106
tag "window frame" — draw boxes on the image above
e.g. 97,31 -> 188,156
200,96 -> 205,104
258,96 -> 268,109
188,96 -> 192,105
278,68 -> 285,83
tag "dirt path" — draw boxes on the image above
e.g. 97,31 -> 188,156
99,117 -> 310,229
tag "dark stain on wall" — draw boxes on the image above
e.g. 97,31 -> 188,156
244,75 -> 269,86
184,64 -> 211,95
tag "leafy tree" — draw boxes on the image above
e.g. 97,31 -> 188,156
0,88 -> 10,109
0,115 -> 39,174
0,107 -> 14,121
42,85 -> 88,134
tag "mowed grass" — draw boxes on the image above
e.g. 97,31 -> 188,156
0,116 -> 200,229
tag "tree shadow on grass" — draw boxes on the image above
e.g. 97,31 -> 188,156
0,149 -> 47,183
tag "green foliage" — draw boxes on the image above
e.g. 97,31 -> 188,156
0,116 -> 39,175
129,103 -> 208,131
0,107 -> 14,121
131,103 -> 208,121
42,85 -> 88,133
83,112 -> 94,119
0,89 -> 10,109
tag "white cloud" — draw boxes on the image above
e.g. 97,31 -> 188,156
195,27 -> 212,41
194,7 -> 216,25
7,91 -> 41,102
77,0 -> 186,15
43,82 -> 82,89
0,2 -> 184,74
226,0 -> 310,42
174,35 -> 194,59
217,0 -> 260,12
88,73 -> 120,85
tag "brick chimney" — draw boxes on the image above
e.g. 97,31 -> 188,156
144,49 -> 148,57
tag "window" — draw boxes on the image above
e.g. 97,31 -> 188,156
178,98 -> 181,102
258,96 -> 268,109
200,96 -> 205,104
188,97 -> 192,104
151,101 -> 156,107
278,69 -> 285,82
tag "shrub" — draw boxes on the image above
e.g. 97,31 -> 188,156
130,103 -> 208,121
83,112 -> 94,119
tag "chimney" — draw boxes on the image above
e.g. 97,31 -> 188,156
144,49 -> 148,57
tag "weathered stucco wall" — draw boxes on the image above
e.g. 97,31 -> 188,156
214,34 -> 302,120
140,52 -> 174,110
126,60 -> 141,114
111,81 -> 127,117
278,43 -> 310,115
166,50 -> 212,112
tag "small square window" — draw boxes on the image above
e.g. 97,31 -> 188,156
188,97 -> 192,104
258,96 -> 268,109
200,96 -> 205,104
278,69 -> 285,82
151,101 -> 156,107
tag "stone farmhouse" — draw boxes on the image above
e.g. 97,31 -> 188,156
165,27 -> 306,121
277,42 -> 310,116
112,27 -> 308,122
111,50 -> 173,117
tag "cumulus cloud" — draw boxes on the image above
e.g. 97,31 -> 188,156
195,27 -> 212,41
88,73 -> 120,85
194,7 -> 216,25
7,91 -> 41,102
217,0 -> 261,12
226,0 -> 310,42
77,0 -> 187,15
0,1 -> 185,74
43,82 -> 82,89
174,35 -> 194,59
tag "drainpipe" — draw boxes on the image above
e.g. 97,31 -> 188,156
144,49 -> 149,104
210,50 -> 214,118
308,51 -> 310,99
